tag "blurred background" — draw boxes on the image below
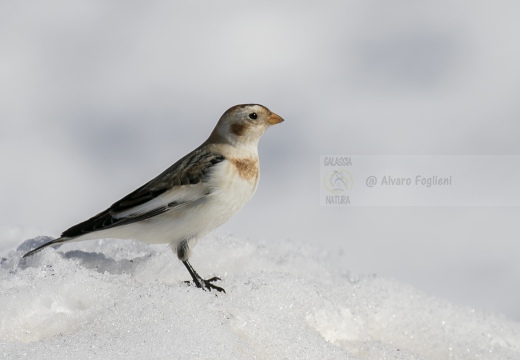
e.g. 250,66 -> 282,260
1,1 -> 519,320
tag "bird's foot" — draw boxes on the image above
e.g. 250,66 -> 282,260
182,260 -> 225,293
184,276 -> 226,293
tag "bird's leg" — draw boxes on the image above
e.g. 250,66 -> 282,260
182,260 -> 225,293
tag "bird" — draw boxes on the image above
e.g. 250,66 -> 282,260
23,104 -> 284,293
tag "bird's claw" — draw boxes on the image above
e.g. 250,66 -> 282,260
184,276 -> 226,293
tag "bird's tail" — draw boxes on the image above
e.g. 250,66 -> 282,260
22,237 -> 69,258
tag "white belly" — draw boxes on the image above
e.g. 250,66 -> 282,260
72,159 -> 259,249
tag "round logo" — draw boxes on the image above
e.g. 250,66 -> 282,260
323,169 -> 353,194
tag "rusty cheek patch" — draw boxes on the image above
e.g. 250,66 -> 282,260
230,158 -> 259,181
230,123 -> 248,136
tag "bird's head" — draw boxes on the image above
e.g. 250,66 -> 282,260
206,104 -> 283,149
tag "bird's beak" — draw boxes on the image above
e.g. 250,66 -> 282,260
267,112 -> 284,125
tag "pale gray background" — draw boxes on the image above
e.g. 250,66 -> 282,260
1,1 -> 519,320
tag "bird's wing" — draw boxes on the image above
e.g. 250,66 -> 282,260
61,148 -> 225,238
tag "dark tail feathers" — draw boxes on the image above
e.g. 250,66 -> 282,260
22,238 -> 68,258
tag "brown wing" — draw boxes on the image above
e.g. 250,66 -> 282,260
61,148 -> 225,238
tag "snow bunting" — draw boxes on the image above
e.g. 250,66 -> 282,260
23,104 -> 284,293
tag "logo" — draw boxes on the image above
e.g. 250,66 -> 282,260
322,169 -> 353,194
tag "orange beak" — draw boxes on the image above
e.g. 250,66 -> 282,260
267,112 -> 284,125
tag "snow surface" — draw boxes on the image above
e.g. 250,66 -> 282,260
1,235 -> 520,360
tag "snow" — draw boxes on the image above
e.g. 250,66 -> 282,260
1,235 -> 519,360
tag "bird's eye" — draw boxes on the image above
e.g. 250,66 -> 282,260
248,113 -> 257,120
